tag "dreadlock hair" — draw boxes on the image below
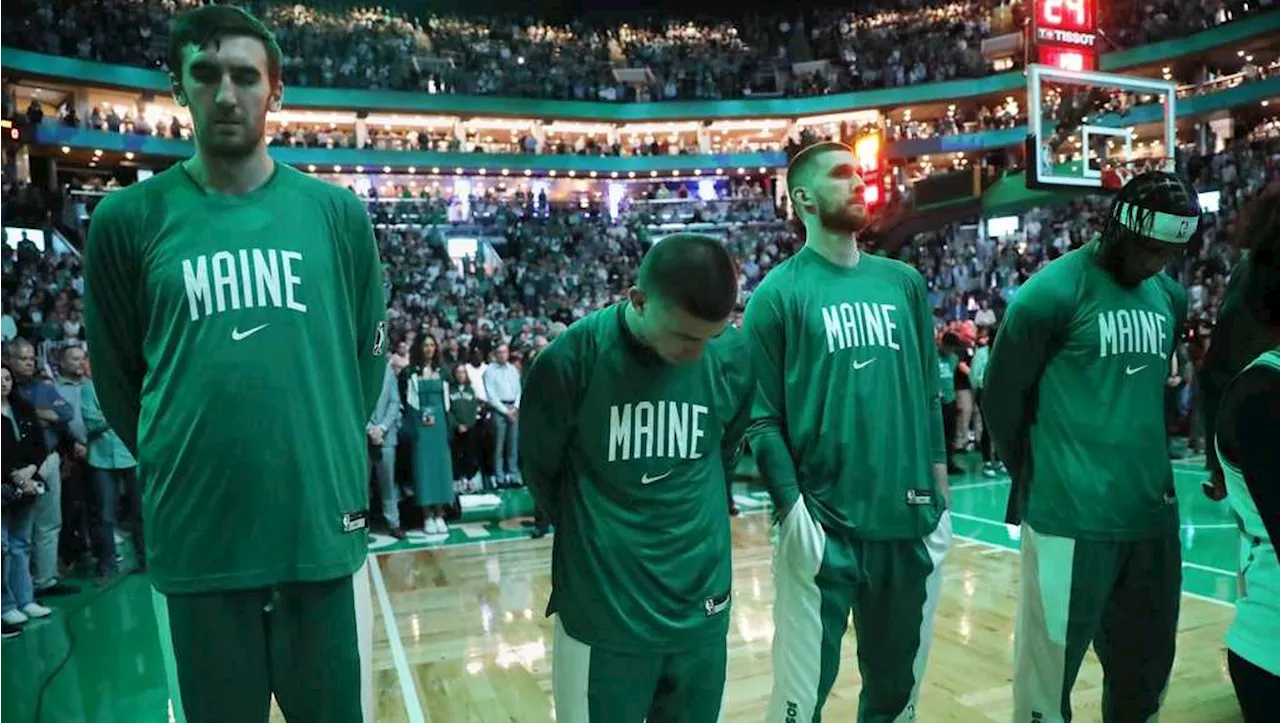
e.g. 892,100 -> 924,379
1101,170 -> 1202,248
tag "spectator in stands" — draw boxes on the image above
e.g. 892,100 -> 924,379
483,343 -> 521,489
368,361 -> 405,540
447,363 -> 482,493
2,361 -> 53,633
80,363 -> 142,580
53,344 -> 91,572
5,338 -> 78,597
402,334 -> 454,536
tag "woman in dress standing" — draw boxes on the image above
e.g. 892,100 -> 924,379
399,334 -> 454,536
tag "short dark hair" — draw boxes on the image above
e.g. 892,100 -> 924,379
168,5 -> 283,86
786,141 -> 851,203
638,234 -> 739,323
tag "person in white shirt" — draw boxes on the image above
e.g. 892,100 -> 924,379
482,344 -> 522,488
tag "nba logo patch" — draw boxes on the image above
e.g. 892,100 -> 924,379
703,591 -> 730,617
905,489 -> 933,506
372,321 -> 387,356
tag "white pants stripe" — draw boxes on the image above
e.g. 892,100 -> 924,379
1012,524 -> 1077,723
766,497 -> 830,722
552,615 -> 594,723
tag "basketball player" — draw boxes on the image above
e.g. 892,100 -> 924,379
982,171 -> 1198,722
519,233 -> 750,722
82,6 -> 385,722
1211,185 -> 1279,722
1197,181 -> 1280,502
745,141 -> 952,722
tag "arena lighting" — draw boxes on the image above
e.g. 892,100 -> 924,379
737,167 -> 746,175
307,164 -> 316,172
501,169 -> 510,175
93,149 -> 103,156
455,167 -> 463,174
611,171 -> 619,178
758,167 -> 767,173
589,171 -> 598,178
853,134 -> 881,173
333,165 -> 342,172
650,171 -> 658,177
568,170 -> 576,177
671,170 -> 679,177
715,168 -> 724,175
355,165 -> 364,172
382,166 -> 391,173
524,169 -> 532,176
60,146 -> 70,154
549,170 -> 557,177
628,171 -> 636,178
125,152 -> 135,160
478,168 -> 487,175
694,169 -> 702,175
407,167 -> 416,173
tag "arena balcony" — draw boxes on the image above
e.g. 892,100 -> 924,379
3,12 -> 1276,180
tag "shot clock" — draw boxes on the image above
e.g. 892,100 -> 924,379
1031,0 -> 1099,71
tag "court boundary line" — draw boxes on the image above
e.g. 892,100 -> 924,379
369,556 -> 428,723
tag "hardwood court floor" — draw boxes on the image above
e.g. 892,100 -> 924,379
0,458 -> 1244,722
366,459 -> 1243,723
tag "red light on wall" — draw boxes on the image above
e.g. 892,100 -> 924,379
862,184 -> 881,206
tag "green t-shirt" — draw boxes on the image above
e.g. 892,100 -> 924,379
83,162 -> 387,594
938,352 -> 959,403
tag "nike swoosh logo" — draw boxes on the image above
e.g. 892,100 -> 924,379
852,359 -> 876,370
231,323 -> 270,341
641,470 -> 673,485
1125,364 -> 1148,375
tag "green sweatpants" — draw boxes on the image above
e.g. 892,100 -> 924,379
768,497 -> 952,723
152,560 -> 375,723
552,616 -> 727,722
1013,525 -> 1181,723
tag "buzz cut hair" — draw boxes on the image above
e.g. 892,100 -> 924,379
168,4 -> 283,86
786,141 -> 852,203
637,233 -> 739,323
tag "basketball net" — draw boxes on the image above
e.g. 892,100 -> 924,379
1101,157 -> 1176,190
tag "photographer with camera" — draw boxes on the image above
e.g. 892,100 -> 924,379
2,360 -> 56,637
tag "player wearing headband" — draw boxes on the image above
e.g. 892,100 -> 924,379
982,171 -> 1197,722
744,141 -> 952,722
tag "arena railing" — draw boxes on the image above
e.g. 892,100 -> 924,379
2,11 -> 1276,120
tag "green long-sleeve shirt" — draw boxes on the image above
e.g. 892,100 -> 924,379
982,239 -> 1187,540
82,162 -> 387,594
518,302 -> 750,651
742,247 -> 947,540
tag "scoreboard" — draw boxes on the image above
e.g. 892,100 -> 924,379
1031,0 -> 1099,71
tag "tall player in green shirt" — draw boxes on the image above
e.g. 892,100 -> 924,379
82,7 -> 386,723
982,172 -> 1198,723
520,233 -> 752,722
745,142 -> 952,722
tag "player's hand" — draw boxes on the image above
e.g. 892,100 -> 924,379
73,442 -> 87,459
933,463 -> 953,507
458,424 -> 469,434
367,427 -> 384,446
1202,467 -> 1227,502
1166,375 -> 1182,387
36,408 -> 59,423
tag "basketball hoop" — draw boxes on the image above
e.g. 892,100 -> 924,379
1100,157 -> 1176,191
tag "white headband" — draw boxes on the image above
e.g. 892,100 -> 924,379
1113,201 -> 1198,245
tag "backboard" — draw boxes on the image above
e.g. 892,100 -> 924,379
1026,63 -> 1177,190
